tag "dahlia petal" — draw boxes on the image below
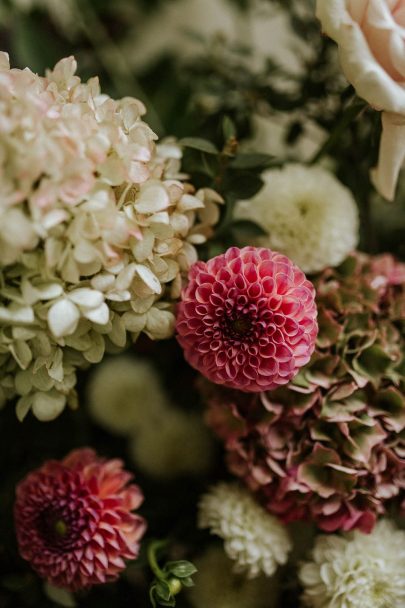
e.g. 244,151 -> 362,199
94,550 -> 109,569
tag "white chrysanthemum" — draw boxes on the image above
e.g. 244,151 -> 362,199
129,408 -> 213,478
0,54 -> 221,421
86,355 -> 168,435
198,483 -> 291,578
299,520 -> 405,608
235,164 -> 359,273
188,546 -> 279,608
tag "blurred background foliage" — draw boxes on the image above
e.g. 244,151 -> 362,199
0,1 -> 404,607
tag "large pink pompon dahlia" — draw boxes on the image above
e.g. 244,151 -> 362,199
14,448 -> 146,591
176,246 -> 318,391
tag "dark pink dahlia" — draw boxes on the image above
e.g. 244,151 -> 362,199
176,246 -> 318,392
14,448 -> 146,591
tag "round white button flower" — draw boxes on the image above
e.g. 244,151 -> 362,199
198,483 -> 292,578
129,408 -> 213,479
299,520 -> 405,608
235,164 -> 359,273
86,355 -> 168,435
188,546 -> 280,608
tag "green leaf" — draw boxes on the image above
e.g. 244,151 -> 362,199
230,219 -> 268,237
230,153 -> 274,169
165,560 -> 197,578
180,577 -> 195,588
155,580 -> 172,602
222,116 -> 237,141
337,255 -> 357,277
157,599 -> 176,607
179,137 -> 219,155
356,345 -> 393,378
225,173 -> 264,199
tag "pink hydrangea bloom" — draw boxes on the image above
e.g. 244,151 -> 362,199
14,448 -> 146,591
176,246 -> 318,391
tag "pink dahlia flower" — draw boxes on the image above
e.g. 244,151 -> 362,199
176,246 -> 318,391
14,448 -> 146,591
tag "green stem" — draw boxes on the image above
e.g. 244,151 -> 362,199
310,97 -> 367,165
74,0 -> 164,134
147,540 -> 167,580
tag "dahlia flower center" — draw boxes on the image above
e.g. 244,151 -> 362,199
37,505 -> 83,550
54,519 -> 69,537
230,316 -> 252,336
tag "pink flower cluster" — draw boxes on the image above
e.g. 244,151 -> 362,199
176,247 -> 318,392
14,449 -> 146,591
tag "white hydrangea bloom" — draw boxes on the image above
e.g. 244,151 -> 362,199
198,483 -> 291,578
129,408 -> 213,478
0,54 -> 221,420
86,355 -> 168,435
299,520 -> 405,608
188,546 -> 279,608
235,164 -> 359,273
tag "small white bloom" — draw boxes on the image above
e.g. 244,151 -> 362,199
299,519 -> 405,608
235,164 -> 359,273
188,546 -> 279,608
86,355 -> 168,435
129,408 -> 213,479
198,483 -> 291,578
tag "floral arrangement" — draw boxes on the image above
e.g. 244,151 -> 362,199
0,2 -> 404,608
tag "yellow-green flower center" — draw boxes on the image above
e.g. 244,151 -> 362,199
54,519 -> 68,537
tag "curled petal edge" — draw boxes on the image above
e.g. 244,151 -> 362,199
371,112 -> 405,201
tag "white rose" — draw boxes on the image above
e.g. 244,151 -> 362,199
316,0 -> 405,201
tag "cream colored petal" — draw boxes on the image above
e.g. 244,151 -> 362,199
135,264 -> 162,294
135,183 -> 170,214
84,303 -> 110,325
122,311 -> 147,332
145,307 -> 175,340
131,229 -> 155,262
9,340 -> 32,370
91,272 -> 115,291
371,111 -> 405,200
0,51 -> 10,70
178,193 -> 205,212
48,299 -> 80,338
68,288 -> 104,309
316,0 -> 348,40
32,390 -> 66,421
